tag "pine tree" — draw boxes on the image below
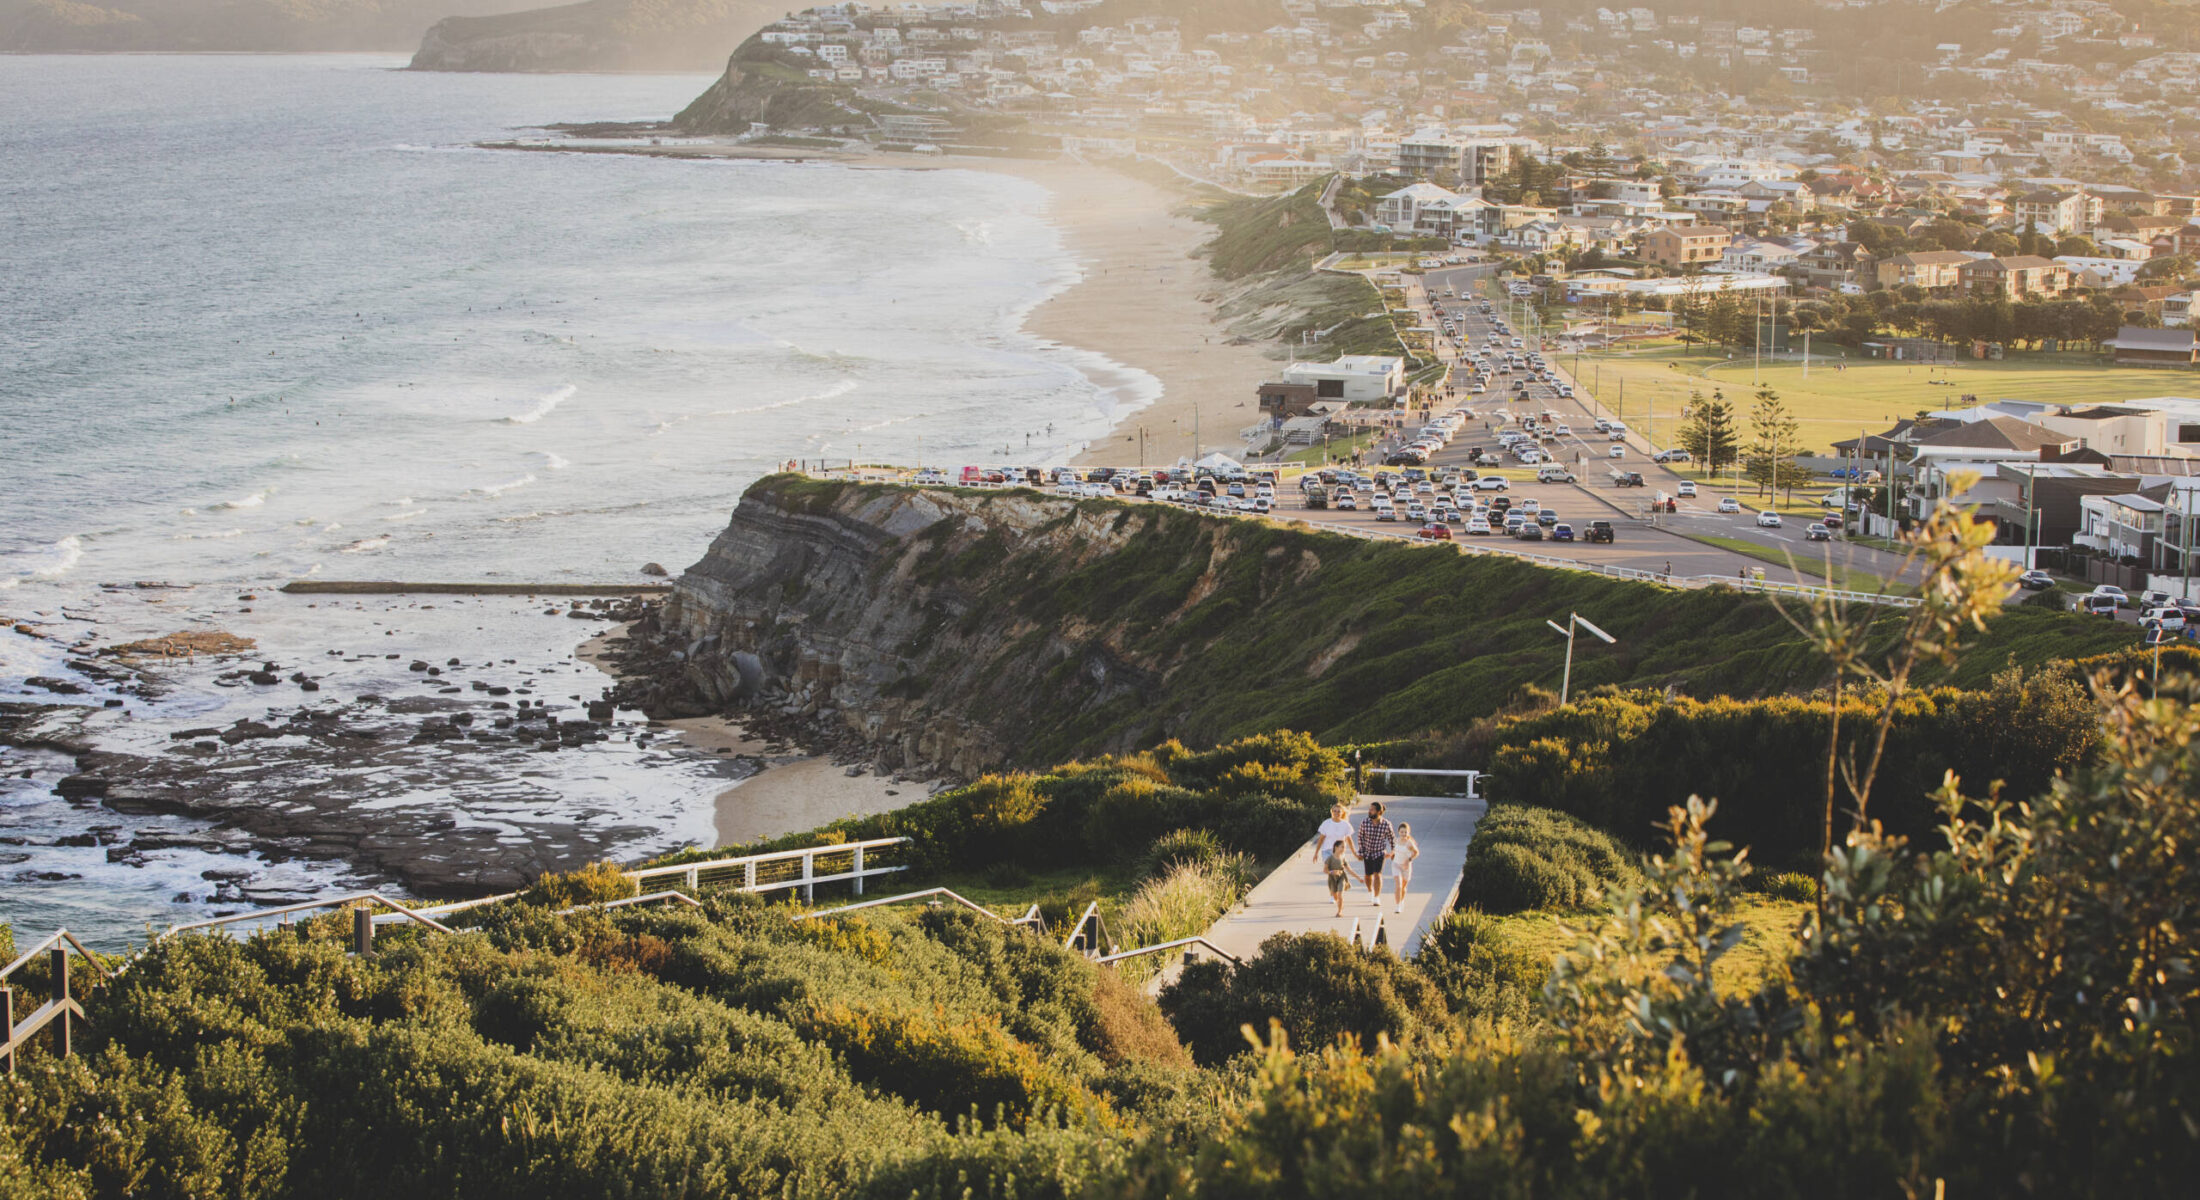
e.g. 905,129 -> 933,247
1744,388 -> 1803,500
1678,390 -> 1740,476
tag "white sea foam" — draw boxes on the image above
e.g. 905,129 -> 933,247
534,451 -> 571,470
710,378 -> 858,419
382,509 -> 429,522
501,384 -> 576,425
212,490 -> 269,511
337,535 -> 390,554
173,528 -> 244,540
1,536 -> 84,587
470,474 -> 537,498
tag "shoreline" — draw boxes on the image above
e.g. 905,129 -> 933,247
472,136 -> 1281,469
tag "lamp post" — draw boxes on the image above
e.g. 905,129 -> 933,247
1545,611 -> 1618,705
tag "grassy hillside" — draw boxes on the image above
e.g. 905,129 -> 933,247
782,479 -> 2132,766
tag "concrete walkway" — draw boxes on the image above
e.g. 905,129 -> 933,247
1200,795 -> 1486,961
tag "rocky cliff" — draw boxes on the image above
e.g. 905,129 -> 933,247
614,476 -> 1932,782
409,0 -> 778,72
1,0 -> 533,52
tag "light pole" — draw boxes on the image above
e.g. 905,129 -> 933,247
1545,611 -> 1618,705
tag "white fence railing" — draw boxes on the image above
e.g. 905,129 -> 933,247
626,837 -> 911,902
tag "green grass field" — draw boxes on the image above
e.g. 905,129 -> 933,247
1575,345 -> 2194,455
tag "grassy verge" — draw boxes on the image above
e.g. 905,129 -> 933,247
1687,533 -> 1904,593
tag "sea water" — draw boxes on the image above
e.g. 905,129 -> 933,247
0,55 -> 1147,946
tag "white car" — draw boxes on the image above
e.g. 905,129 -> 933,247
1518,498 -> 1542,514
1471,476 -> 1510,491
1464,517 -> 1493,535
1607,445 -> 1626,459
1717,497 -> 1742,513
1677,481 -> 1697,497
1756,511 -> 1783,528
2090,585 -> 2129,608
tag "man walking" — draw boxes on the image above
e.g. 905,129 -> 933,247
1354,801 -> 1396,906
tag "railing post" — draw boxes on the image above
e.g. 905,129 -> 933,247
801,851 -> 815,904
49,947 -> 69,1059
851,845 -> 865,896
3,984 -> 13,1074
353,907 -> 374,958
744,860 -> 757,893
685,867 -> 699,894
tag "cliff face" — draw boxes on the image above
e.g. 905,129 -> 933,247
1,0 -> 534,52
621,477 -> 1845,782
409,0 -> 779,72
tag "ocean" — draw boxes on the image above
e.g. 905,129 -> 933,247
0,55 -> 1145,947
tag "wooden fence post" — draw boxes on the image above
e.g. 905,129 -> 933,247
353,908 -> 374,958
49,947 -> 69,1059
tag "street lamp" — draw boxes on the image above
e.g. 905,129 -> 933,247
1545,611 -> 1617,705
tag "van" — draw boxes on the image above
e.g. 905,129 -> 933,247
1537,464 -> 1576,483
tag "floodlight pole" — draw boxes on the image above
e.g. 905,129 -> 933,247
1545,611 -> 1618,705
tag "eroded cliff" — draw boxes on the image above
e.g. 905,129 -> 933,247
615,476 -> 1937,781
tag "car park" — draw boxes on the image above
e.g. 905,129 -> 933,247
1756,511 -> 1783,528
1718,497 -> 1742,513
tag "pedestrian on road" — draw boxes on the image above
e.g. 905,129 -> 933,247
1355,801 -> 1396,906
1311,804 -> 1355,867
1392,822 -> 1420,913
1324,840 -> 1352,916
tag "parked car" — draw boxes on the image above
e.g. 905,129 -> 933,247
1718,498 -> 1742,513
1333,493 -> 1357,510
1465,517 -> 1493,535
1416,523 -> 1453,541
2017,569 -> 2055,590
1585,520 -> 1615,544
1551,523 -> 1575,542
1516,523 -> 1545,541
1536,510 -> 1559,527
2140,589 -> 2176,609
2142,606 -> 2188,632
1471,476 -> 1510,491
1756,511 -> 1783,528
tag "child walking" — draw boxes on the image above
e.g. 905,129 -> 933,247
1392,822 -> 1421,913
1324,839 -> 1352,917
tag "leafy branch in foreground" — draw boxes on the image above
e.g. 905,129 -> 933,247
1777,470 -> 2018,909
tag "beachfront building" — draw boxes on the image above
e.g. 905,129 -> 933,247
1283,356 -> 1406,405
1641,224 -> 1732,269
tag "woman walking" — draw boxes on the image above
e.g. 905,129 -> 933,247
1391,822 -> 1420,914
1310,803 -> 1355,868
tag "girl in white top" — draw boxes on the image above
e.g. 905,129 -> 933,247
1392,822 -> 1421,913
1311,804 -> 1356,868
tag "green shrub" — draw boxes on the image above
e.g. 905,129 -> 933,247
1414,910 -> 1547,1024
1156,932 -> 1449,1066
1211,792 -> 1323,861
1136,828 -> 1226,880
1081,778 -> 1202,862
520,861 -> 639,909
1456,805 -> 1643,914
1760,872 -> 1817,903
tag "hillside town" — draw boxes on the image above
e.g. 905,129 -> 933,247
730,0 -> 2197,326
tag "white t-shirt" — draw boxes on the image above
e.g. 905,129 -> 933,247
1315,817 -> 1355,854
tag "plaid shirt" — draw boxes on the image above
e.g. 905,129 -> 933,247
1355,816 -> 1396,859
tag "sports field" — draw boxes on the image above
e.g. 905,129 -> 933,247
1570,345 -> 2197,455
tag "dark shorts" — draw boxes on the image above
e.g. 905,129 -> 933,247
1360,855 -> 1386,875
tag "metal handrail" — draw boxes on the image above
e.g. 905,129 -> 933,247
156,892 -> 457,942
1091,936 -> 1242,967
553,891 -> 701,917
626,837 -> 909,882
0,930 -> 110,985
1061,900 -> 1115,955
795,887 -> 1025,924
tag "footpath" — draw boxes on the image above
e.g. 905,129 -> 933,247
1199,794 -> 1486,962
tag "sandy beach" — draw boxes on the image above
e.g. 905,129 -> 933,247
993,160 -> 1280,468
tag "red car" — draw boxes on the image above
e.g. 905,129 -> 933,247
1416,523 -> 1454,541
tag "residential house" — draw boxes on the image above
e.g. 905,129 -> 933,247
1640,223 -> 1732,269
1799,241 -> 1876,291
2012,187 -> 2101,235
1719,236 -> 1803,275
1375,183 -> 1459,231
1959,255 -> 2073,300
1876,249 -> 1972,292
